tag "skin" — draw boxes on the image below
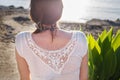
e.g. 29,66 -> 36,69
16,50 -> 30,80
15,30 -> 88,80
80,54 -> 88,80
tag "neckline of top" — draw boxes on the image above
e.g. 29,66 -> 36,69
27,31 -> 75,53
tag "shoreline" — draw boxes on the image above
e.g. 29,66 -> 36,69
0,5 -> 120,22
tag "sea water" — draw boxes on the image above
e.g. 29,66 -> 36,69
0,0 -> 120,22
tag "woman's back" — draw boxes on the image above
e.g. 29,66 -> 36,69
15,30 -> 88,80
15,0 -> 88,79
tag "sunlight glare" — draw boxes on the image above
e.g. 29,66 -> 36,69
61,0 -> 90,22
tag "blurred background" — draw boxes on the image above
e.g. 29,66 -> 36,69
0,0 -> 120,80
0,0 -> 120,22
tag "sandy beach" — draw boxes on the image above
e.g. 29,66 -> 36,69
0,5 -> 120,80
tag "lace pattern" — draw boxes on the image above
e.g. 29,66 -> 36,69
26,32 -> 76,74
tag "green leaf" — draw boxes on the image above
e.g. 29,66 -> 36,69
103,48 -> 117,79
107,28 -> 113,41
112,30 -> 120,51
111,47 -> 120,80
88,28 -> 120,80
98,29 -> 107,42
92,46 -> 103,80
89,34 -> 95,49
98,28 -> 113,56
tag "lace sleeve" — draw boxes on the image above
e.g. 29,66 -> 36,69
15,32 -> 25,57
77,31 -> 88,58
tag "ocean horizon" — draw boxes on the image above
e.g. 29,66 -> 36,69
0,0 -> 120,23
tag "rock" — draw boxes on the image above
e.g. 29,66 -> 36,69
17,6 -> 24,9
13,16 -> 31,25
116,18 -> 120,22
0,5 -> 28,16
13,16 -> 30,22
86,24 -> 103,30
0,6 -> 9,10
86,19 -> 110,26
13,16 -> 30,25
104,19 -> 120,26
86,19 -> 120,29
0,24 -> 15,43
8,5 -> 15,9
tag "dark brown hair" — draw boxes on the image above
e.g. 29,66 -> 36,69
30,0 -> 63,27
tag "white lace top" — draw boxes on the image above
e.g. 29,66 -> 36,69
15,31 -> 88,80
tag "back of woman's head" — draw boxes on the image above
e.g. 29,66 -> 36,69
30,0 -> 63,25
